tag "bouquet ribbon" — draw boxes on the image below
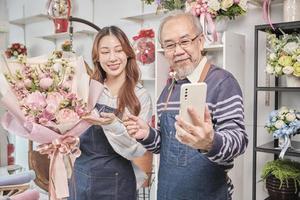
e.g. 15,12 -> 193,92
200,12 -> 217,42
263,0 -> 275,30
36,136 -> 81,200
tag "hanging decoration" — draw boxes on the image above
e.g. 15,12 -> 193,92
47,0 -> 71,33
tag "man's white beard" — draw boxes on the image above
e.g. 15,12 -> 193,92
175,65 -> 195,80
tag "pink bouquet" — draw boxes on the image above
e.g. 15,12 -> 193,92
0,51 -> 103,200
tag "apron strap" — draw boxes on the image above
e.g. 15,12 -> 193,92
164,61 -> 211,110
198,62 -> 211,82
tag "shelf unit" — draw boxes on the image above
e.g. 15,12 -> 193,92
9,14 -> 48,26
37,30 -> 97,42
252,21 -> 300,200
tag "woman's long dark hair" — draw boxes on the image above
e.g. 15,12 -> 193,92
91,26 -> 141,116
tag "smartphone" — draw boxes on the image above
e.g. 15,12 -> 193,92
179,82 -> 207,124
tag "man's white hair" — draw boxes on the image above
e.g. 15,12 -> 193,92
158,10 -> 203,44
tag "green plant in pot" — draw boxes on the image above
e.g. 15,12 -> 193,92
261,159 -> 300,200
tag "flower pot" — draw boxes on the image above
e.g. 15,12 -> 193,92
286,75 -> 300,87
139,63 -> 155,80
210,18 -> 229,44
53,18 -> 69,33
283,0 -> 300,22
266,175 -> 299,200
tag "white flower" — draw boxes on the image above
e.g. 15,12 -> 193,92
266,64 -> 274,74
274,120 -> 285,129
207,0 -> 221,11
220,0 -> 233,11
238,0 -> 248,11
274,65 -> 282,74
297,55 -> 300,62
269,53 -> 277,61
279,107 -> 289,115
286,113 -> 296,122
282,66 -> 294,75
53,62 -> 62,72
283,42 -> 298,55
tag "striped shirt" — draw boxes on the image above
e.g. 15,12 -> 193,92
139,64 -> 248,198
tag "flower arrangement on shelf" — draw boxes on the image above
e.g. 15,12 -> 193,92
266,32 -> 300,78
265,106 -> 300,158
61,40 -> 72,52
5,43 -> 27,59
0,50 -> 103,199
142,0 -> 247,42
142,0 -> 248,20
133,29 -> 155,65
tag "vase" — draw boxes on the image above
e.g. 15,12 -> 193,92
209,18 -> 229,44
53,18 -> 69,33
283,0 -> 300,22
286,75 -> 300,87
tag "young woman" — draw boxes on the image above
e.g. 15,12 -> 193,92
69,26 -> 152,200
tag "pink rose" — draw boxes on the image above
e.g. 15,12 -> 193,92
25,91 -> 46,110
46,92 -> 63,113
39,77 -> 53,89
38,110 -> 55,124
61,80 -> 72,90
56,108 -> 79,124
24,79 -> 32,88
75,105 -> 88,116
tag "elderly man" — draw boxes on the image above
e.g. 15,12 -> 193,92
124,11 -> 248,200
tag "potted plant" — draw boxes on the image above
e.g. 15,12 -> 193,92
261,159 -> 300,200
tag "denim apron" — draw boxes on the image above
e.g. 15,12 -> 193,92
68,104 -> 136,200
157,63 -> 229,200
157,111 -> 228,200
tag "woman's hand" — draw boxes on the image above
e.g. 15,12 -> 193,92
82,112 -> 116,126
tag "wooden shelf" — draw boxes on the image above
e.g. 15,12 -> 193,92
204,44 -> 223,51
122,11 -> 167,22
37,30 -> 97,42
9,14 -> 49,26
255,141 -> 300,157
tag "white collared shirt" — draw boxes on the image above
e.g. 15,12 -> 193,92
186,56 -> 207,83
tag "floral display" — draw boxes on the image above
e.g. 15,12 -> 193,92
142,0 -> 248,20
266,33 -> 300,78
3,51 -> 88,132
0,51 -> 103,199
133,29 -> 155,65
265,106 -> 300,158
61,40 -> 72,51
5,43 -> 27,59
142,0 -> 247,41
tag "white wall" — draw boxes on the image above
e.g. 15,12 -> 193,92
5,0 -> 298,199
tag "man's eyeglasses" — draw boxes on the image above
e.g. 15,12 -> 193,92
162,34 -> 200,52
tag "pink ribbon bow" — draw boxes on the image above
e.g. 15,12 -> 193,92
191,0 -> 217,42
37,136 -> 81,200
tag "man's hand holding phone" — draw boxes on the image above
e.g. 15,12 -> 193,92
175,105 -> 214,151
